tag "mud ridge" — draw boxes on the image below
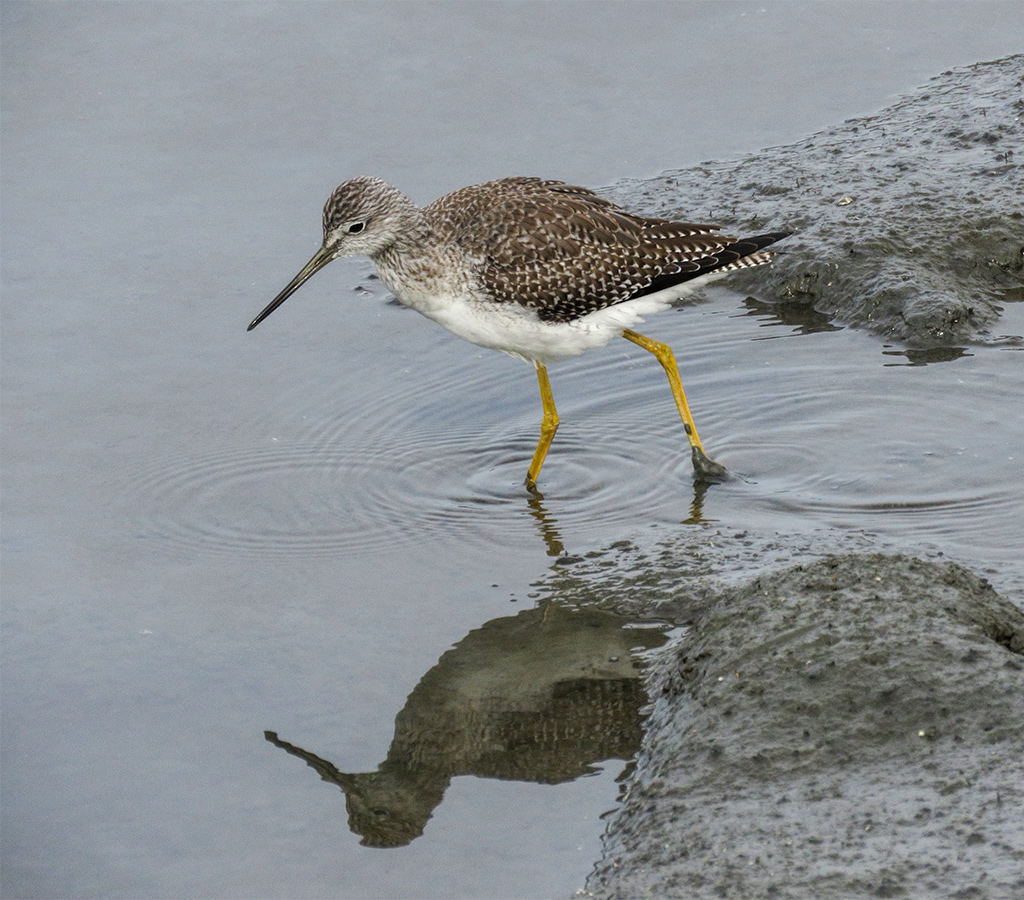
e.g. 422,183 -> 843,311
610,55 -> 1024,348
578,554 -> 1024,899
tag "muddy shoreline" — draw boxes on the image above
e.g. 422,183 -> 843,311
571,57 -> 1024,899
577,553 -> 1024,899
608,55 -> 1023,350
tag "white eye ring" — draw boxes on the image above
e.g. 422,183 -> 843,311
347,222 -> 365,234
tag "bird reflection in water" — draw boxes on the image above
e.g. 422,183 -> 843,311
265,603 -> 669,847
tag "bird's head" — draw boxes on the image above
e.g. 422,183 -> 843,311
321,176 -> 415,259
248,176 -> 415,331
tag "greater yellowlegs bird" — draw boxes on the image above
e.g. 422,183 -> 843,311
248,176 -> 788,486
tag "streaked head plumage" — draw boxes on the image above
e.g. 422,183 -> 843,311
321,176 -> 417,258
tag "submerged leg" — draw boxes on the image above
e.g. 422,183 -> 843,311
621,328 -> 728,480
526,361 -> 560,487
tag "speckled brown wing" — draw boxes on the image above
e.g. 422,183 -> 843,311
426,178 -> 733,323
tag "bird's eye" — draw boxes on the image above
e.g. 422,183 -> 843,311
347,222 -> 365,234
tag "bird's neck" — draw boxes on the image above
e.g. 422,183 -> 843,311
372,222 -> 467,313
367,202 -> 430,260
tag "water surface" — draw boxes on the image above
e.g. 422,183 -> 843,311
3,4 -> 1023,898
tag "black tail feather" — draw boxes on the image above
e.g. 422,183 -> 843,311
634,231 -> 790,299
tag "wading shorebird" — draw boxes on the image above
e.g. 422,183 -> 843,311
248,176 -> 788,487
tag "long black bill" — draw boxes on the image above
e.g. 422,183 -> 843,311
247,245 -> 335,331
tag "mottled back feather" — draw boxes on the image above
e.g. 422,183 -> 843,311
424,177 -> 762,323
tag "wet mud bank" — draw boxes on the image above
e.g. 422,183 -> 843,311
611,55 -> 1024,349
566,58 -> 1024,899
580,554 -> 1024,900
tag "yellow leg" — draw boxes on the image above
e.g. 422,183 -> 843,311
622,328 -> 728,480
526,362 -> 559,487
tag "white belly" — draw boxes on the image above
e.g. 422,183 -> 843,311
376,256 -> 715,364
395,284 -> 714,363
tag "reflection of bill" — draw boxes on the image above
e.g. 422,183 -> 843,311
265,603 -> 668,847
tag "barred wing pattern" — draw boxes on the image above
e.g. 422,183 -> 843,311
427,177 -> 775,323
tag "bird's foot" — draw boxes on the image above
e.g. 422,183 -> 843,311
691,446 -> 729,483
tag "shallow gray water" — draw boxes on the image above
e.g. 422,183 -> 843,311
3,4 -> 1023,899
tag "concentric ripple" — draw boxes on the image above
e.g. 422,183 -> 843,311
130,443 -> 383,557
131,287 -> 1024,564
129,348 -> 712,558
128,430 -> 701,559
